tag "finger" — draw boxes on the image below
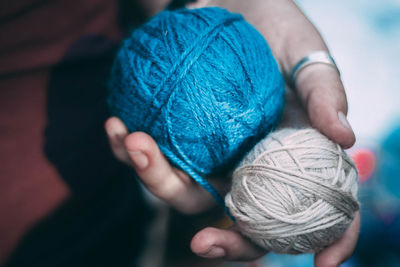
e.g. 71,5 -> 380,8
314,211 -> 361,267
294,64 -> 356,148
191,227 -> 266,261
279,87 -> 310,128
105,117 -> 132,166
124,131 -> 215,213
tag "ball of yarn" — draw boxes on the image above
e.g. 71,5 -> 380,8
108,8 -> 284,183
226,128 -> 360,254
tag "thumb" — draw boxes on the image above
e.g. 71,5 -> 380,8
191,227 -> 266,261
294,64 -> 355,148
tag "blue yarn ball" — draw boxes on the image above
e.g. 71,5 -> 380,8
108,7 -> 284,181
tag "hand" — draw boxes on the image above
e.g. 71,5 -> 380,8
105,117 -> 218,215
190,1 -> 359,266
105,104 -> 359,266
105,116 -> 268,260
188,86 -> 360,266
205,0 -> 356,149
106,0 -> 359,265
188,87 -> 360,266
105,114 -> 360,265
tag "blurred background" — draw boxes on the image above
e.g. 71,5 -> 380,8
263,0 -> 400,266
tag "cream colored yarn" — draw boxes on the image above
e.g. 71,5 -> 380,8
225,128 -> 359,254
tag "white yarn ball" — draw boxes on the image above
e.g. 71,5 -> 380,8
225,128 -> 359,254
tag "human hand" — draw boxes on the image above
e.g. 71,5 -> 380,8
189,90 -> 360,266
189,0 -> 359,266
205,0 -> 355,149
106,0 -> 359,265
105,116 -> 269,260
105,114 -> 360,266
105,117 -> 222,215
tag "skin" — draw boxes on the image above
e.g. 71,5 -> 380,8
105,0 -> 360,266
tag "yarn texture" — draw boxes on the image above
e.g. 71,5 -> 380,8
108,7 -> 284,205
226,128 -> 359,254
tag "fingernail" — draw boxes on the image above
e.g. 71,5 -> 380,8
338,111 -> 352,130
129,151 -> 148,170
201,246 -> 226,258
106,126 -> 125,142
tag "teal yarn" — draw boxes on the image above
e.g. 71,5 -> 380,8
108,7 -> 285,209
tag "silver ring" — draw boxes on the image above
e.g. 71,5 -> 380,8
290,51 -> 340,87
